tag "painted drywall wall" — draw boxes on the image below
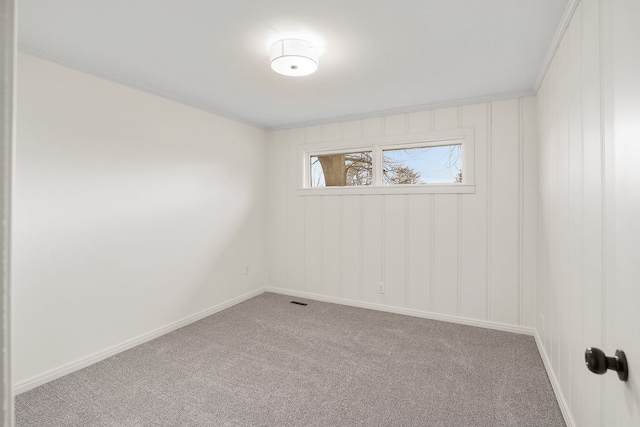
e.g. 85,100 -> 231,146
13,53 -> 268,388
537,0 -> 640,425
268,99 -> 538,327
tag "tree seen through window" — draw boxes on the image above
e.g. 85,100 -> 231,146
310,145 -> 461,187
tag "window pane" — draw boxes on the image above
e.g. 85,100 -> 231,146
310,151 -> 373,187
382,145 -> 462,185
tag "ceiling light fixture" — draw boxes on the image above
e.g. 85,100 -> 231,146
270,39 -> 318,77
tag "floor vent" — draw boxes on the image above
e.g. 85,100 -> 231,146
290,301 -> 308,306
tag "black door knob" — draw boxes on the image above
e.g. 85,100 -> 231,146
585,347 -> 629,382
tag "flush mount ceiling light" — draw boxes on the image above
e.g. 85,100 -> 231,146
270,39 -> 319,77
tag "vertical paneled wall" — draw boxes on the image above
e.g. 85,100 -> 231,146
536,0 -> 604,425
268,99 -> 537,327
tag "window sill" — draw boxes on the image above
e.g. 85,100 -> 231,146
297,184 -> 475,196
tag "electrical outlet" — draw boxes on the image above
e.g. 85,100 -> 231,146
540,313 -> 545,332
244,264 -> 250,275
378,282 -> 385,294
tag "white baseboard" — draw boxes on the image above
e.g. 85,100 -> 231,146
264,286 -> 535,336
14,287 -> 264,395
533,331 -> 576,427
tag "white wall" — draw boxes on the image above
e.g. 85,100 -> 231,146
268,99 -> 538,328
537,0 -> 640,425
13,53 -> 268,389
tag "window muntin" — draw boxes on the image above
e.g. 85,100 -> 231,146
382,144 -> 462,185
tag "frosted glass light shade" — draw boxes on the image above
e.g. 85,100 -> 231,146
270,39 -> 319,77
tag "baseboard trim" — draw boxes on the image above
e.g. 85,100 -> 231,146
533,331 -> 576,427
14,287 -> 264,395
264,286 -> 535,336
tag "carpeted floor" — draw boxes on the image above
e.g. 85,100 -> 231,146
16,293 -> 566,426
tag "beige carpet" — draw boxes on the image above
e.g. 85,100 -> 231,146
16,293 -> 565,426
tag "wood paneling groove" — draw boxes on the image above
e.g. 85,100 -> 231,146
557,34 -> 571,395
486,103 -> 493,321
338,196 -> 343,297
404,195 -> 409,308
597,0 -> 607,350
578,1 -> 604,422
359,195 -> 364,301
288,129 -> 305,290
518,98 -> 524,326
597,1 -> 607,423
567,12 -> 585,421
380,194 -> 386,305
456,106 -> 462,317
549,61 -> 558,362
429,195 -> 435,312
575,9 -> 585,419
457,196 -> 462,316
302,184 -> 307,293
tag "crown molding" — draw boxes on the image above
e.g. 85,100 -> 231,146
266,89 -> 536,131
531,0 -> 581,93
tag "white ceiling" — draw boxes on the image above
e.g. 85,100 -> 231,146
18,0 -> 571,130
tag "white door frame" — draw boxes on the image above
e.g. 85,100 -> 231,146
1,0 -> 15,425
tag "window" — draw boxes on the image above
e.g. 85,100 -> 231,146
310,151 -> 373,187
382,144 -> 462,185
299,129 -> 474,195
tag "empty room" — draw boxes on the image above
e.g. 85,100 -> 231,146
1,0 -> 639,426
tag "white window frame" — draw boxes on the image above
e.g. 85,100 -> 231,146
298,128 -> 475,195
